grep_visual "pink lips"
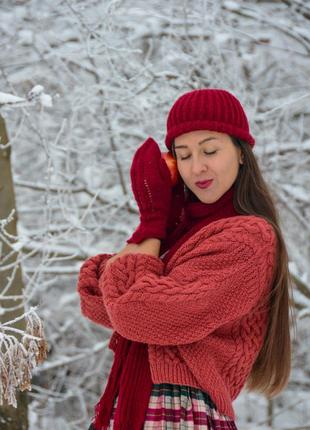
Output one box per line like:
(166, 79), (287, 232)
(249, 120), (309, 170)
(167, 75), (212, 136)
(195, 179), (213, 189)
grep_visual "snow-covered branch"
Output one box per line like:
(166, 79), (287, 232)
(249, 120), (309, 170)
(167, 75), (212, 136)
(0, 308), (48, 407)
(0, 86), (52, 110)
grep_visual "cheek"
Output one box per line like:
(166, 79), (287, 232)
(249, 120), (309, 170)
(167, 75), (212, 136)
(176, 162), (188, 182)
(176, 160), (182, 175)
(219, 157), (240, 178)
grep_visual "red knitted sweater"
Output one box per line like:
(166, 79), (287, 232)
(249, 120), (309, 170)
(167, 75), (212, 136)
(78, 215), (277, 420)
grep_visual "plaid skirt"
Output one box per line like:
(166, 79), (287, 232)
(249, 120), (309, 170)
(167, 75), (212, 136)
(91, 383), (238, 429)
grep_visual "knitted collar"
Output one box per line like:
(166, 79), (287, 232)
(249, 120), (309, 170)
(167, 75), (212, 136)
(160, 183), (238, 262)
(185, 183), (236, 222)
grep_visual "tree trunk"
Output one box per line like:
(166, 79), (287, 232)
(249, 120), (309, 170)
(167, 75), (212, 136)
(0, 115), (29, 429)
(267, 398), (273, 428)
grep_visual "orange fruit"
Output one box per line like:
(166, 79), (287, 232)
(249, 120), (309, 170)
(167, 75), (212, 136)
(161, 152), (178, 186)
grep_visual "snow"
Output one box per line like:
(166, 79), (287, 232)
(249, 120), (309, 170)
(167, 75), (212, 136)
(0, 92), (25, 104)
(281, 184), (310, 203)
(40, 93), (53, 108)
(17, 29), (34, 45)
(26, 85), (53, 107)
(0, 87), (53, 108)
(223, 1), (241, 11)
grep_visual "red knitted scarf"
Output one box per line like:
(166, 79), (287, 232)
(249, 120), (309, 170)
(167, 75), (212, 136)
(91, 184), (238, 430)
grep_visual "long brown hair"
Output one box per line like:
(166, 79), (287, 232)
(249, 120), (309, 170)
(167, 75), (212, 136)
(171, 137), (296, 398)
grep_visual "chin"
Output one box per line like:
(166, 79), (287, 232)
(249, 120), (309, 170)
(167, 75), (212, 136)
(200, 196), (220, 204)
(193, 190), (221, 204)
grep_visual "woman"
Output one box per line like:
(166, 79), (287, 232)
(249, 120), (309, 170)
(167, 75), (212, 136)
(77, 88), (294, 430)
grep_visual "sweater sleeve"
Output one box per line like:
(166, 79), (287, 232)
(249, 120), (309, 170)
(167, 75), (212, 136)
(77, 253), (114, 328)
(101, 217), (277, 345)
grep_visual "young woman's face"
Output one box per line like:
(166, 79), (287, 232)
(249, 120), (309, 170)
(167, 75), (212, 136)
(174, 130), (243, 204)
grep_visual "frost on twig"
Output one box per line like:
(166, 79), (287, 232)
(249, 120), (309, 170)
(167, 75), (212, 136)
(0, 307), (48, 408)
(0, 85), (53, 109)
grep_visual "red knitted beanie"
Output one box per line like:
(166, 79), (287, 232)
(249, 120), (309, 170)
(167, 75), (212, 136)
(165, 88), (255, 150)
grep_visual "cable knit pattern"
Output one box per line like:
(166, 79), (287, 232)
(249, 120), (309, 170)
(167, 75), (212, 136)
(77, 215), (277, 420)
(77, 253), (114, 328)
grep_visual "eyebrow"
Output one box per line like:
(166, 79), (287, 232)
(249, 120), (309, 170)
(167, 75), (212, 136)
(174, 137), (217, 149)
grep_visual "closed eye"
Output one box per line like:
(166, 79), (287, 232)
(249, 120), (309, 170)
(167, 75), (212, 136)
(179, 151), (217, 160)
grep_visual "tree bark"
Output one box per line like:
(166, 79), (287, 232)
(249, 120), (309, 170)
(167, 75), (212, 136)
(267, 398), (274, 428)
(0, 115), (29, 429)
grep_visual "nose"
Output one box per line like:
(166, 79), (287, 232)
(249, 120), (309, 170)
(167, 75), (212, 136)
(191, 155), (208, 176)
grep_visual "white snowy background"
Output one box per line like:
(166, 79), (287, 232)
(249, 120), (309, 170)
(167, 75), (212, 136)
(0, 0), (309, 429)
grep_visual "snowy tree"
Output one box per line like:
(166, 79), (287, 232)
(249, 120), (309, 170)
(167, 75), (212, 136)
(0, 98), (49, 429)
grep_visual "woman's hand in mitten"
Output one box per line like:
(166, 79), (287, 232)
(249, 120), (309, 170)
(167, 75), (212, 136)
(127, 137), (173, 244)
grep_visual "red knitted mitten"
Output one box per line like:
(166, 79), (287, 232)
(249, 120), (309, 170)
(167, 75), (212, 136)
(127, 137), (173, 244)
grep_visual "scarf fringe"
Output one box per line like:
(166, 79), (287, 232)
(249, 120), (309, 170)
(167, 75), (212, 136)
(93, 338), (131, 430)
